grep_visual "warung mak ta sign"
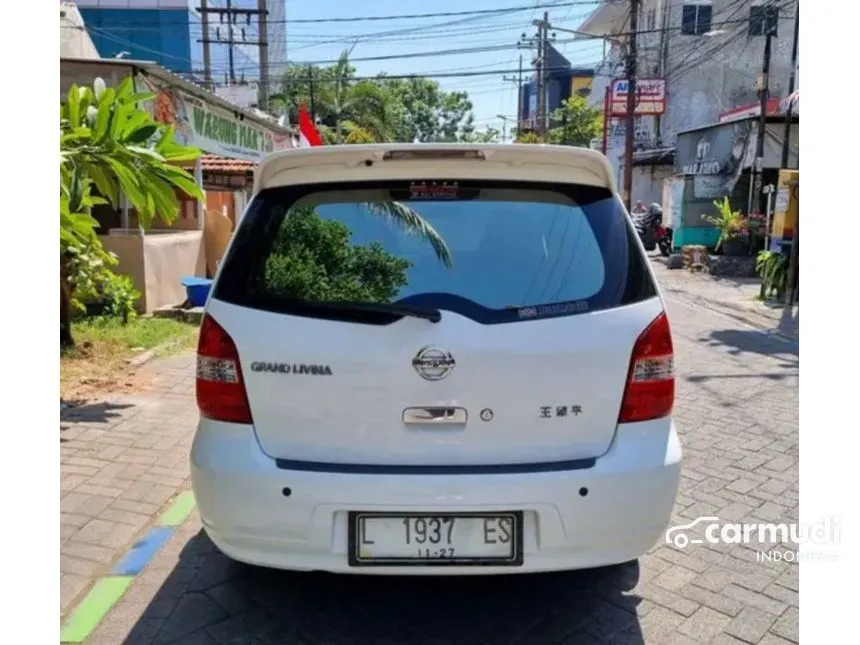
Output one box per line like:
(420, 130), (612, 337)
(134, 73), (276, 161)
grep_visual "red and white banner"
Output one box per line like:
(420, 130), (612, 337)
(298, 103), (323, 147)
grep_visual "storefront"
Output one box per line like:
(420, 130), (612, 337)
(671, 115), (798, 249)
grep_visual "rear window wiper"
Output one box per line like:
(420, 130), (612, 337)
(318, 301), (442, 323)
(245, 292), (442, 323)
(293, 300), (442, 323)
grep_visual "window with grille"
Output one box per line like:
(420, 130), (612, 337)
(749, 4), (780, 37)
(681, 3), (713, 35)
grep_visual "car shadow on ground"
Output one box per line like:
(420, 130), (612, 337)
(123, 530), (647, 645)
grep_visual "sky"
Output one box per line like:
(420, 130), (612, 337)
(277, 0), (604, 138)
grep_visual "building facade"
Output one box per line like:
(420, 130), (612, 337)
(577, 0), (798, 203)
(76, 0), (194, 74)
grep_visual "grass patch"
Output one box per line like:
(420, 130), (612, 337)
(61, 317), (198, 400)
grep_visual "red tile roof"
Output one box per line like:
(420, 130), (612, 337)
(200, 155), (256, 174)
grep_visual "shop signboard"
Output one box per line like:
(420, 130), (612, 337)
(134, 73), (278, 161)
(675, 120), (753, 178)
(609, 78), (666, 116)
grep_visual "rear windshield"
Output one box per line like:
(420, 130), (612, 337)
(214, 180), (656, 324)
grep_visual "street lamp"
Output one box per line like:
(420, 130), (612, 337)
(496, 115), (515, 142)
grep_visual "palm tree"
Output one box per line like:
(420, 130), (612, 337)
(363, 202), (452, 269)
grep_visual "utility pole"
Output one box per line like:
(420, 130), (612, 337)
(535, 12), (551, 136)
(225, 0), (236, 83)
(197, 3), (267, 88)
(257, 0), (269, 111)
(503, 55), (524, 133)
(751, 2), (778, 215)
(623, 0), (640, 211)
(781, 2), (799, 168)
(307, 64), (316, 122)
(200, 0), (212, 89)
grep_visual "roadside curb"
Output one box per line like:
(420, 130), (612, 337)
(60, 491), (197, 644)
(126, 349), (155, 369)
(125, 336), (191, 370)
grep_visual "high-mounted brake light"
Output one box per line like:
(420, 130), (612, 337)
(618, 311), (675, 423)
(196, 314), (253, 424)
(382, 149), (486, 161)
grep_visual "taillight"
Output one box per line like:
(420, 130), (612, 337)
(618, 311), (675, 423)
(196, 314), (252, 424)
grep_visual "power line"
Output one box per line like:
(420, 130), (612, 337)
(70, 14), (780, 76)
(73, 2), (599, 27)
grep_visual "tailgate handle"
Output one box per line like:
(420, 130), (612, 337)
(403, 407), (467, 425)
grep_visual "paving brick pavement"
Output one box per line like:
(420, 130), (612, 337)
(650, 259), (799, 343)
(69, 294), (799, 644)
(61, 353), (199, 615)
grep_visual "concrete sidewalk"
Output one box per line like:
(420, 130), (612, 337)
(61, 353), (198, 617)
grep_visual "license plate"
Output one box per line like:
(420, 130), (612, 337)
(348, 511), (523, 566)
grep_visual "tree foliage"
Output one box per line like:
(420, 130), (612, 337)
(61, 76), (203, 246)
(547, 96), (603, 147)
(270, 50), (476, 144)
(462, 127), (501, 143)
(60, 76), (204, 347)
(265, 207), (411, 303)
(514, 131), (545, 144)
(513, 97), (603, 147)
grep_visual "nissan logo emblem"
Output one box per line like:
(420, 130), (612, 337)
(412, 346), (455, 381)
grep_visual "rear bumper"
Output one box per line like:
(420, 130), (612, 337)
(190, 420), (682, 574)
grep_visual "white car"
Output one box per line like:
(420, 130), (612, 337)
(190, 143), (682, 575)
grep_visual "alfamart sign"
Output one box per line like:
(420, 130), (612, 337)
(134, 73), (283, 161)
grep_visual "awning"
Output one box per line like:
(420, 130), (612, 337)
(632, 147), (676, 167)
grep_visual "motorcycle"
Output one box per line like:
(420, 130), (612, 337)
(632, 204), (671, 255)
(655, 225), (673, 257)
(632, 212), (658, 252)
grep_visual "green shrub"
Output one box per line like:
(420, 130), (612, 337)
(756, 250), (789, 300)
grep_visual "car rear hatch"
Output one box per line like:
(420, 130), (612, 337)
(199, 145), (670, 467)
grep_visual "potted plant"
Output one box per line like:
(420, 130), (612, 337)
(706, 197), (749, 256)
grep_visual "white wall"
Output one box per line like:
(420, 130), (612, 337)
(660, 0), (798, 144)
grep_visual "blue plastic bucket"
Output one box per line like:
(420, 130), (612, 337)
(181, 276), (213, 307)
